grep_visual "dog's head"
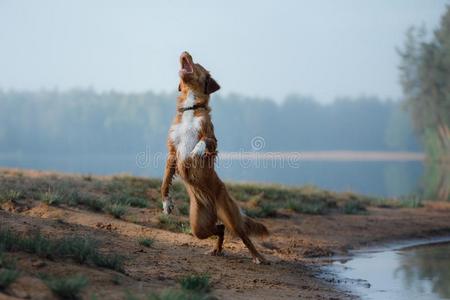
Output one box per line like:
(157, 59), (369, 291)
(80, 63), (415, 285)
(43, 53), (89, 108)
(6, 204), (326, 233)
(178, 51), (220, 96)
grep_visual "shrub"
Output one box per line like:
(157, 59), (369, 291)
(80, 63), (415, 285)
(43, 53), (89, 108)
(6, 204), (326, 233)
(108, 195), (149, 208)
(0, 269), (20, 290)
(399, 195), (423, 208)
(44, 274), (88, 300)
(179, 203), (189, 216)
(0, 229), (124, 272)
(245, 203), (278, 218)
(82, 174), (93, 182)
(125, 196), (149, 208)
(285, 199), (328, 215)
(0, 190), (22, 204)
(179, 224), (192, 235)
(106, 203), (127, 219)
(0, 252), (16, 270)
(57, 236), (96, 264)
(19, 232), (53, 257)
(68, 192), (105, 212)
(40, 190), (63, 205)
(138, 237), (154, 248)
(158, 214), (174, 229)
(91, 253), (124, 272)
(158, 215), (191, 234)
(342, 200), (367, 214)
(124, 291), (140, 300)
(179, 274), (210, 293)
(147, 289), (208, 300)
(82, 197), (105, 212)
(0, 229), (22, 252)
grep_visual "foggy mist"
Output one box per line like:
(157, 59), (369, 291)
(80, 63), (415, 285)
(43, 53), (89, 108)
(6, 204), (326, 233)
(0, 0), (446, 102)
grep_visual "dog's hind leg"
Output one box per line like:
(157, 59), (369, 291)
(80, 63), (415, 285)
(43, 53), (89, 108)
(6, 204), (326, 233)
(188, 191), (225, 255)
(189, 200), (217, 239)
(216, 192), (267, 264)
(210, 224), (225, 256)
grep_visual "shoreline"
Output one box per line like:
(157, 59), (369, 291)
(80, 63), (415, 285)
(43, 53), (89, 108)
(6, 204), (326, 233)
(0, 168), (450, 299)
(323, 236), (450, 300)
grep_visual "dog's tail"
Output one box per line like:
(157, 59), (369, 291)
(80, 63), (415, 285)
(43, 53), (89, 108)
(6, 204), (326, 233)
(218, 189), (269, 237)
(242, 215), (269, 237)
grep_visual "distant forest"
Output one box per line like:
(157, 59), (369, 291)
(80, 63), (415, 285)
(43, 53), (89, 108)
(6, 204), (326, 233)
(0, 90), (420, 155)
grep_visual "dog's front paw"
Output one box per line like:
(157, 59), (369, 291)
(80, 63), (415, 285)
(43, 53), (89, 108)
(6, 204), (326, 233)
(190, 140), (206, 157)
(162, 197), (174, 215)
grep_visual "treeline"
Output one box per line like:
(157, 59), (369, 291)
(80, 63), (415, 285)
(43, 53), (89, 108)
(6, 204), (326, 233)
(0, 90), (419, 155)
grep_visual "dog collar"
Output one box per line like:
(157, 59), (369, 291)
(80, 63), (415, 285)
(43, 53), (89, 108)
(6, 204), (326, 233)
(178, 104), (207, 113)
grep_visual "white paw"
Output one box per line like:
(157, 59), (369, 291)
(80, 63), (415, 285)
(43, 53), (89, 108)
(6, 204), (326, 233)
(162, 197), (174, 215)
(190, 140), (206, 157)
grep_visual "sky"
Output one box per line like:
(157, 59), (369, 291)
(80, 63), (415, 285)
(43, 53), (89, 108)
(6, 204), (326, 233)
(0, 0), (448, 103)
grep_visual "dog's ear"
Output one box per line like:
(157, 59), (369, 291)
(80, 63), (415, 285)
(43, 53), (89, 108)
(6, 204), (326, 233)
(204, 76), (220, 94)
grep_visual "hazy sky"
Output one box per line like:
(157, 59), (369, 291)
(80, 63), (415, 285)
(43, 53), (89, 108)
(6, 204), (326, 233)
(0, 1), (448, 103)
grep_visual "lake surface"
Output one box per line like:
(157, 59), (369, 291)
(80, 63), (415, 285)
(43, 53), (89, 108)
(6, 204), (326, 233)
(332, 241), (450, 300)
(0, 152), (423, 198)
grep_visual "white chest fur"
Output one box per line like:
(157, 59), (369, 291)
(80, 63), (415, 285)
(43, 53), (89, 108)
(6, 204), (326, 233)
(169, 93), (203, 160)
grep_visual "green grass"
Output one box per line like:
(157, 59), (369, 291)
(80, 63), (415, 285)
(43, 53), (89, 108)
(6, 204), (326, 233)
(285, 199), (328, 214)
(227, 183), (372, 217)
(43, 274), (88, 300)
(227, 183), (333, 204)
(123, 196), (149, 208)
(398, 195), (424, 208)
(178, 203), (189, 216)
(179, 274), (211, 293)
(67, 191), (105, 212)
(0, 252), (16, 270)
(145, 274), (212, 300)
(56, 236), (97, 264)
(123, 290), (140, 300)
(13, 231), (54, 257)
(0, 251), (19, 290)
(158, 214), (177, 231)
(138, 237), (154, 248)
(106, 203), (128, 219)
(40, 190), (63, 205)
(0, 269), (20, 290)
(0, 169), (426, 227)
(179, 224), (192, 235)
(342, 200), (367, 214)
(0, 190), (22, 204)
(107, 175), (159, 202)
(111, 274), (122, 285)
(170, 182), (190, 203)
(245, 202), (278, 218)
(375, 195), (424, 208)
(158, 214), (191, 234)
(147, 289), (209, 300)
(108, 195), (149, 208)
(0, 229), (124, 272)
(91, 252), (125, 272)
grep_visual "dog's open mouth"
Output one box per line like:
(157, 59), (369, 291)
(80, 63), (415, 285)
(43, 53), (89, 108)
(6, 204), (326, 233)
(180, 53), (193, 76)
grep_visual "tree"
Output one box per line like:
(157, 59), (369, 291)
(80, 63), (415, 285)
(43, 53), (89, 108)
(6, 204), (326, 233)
(399, 5), (450, 160)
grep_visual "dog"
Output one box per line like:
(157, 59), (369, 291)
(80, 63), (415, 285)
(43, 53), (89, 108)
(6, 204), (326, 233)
(160, 51), (269, 264)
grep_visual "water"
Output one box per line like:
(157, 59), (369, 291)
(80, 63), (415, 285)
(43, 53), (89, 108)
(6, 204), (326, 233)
(0, 153), (423, 197)
(333, 242), (450, 300)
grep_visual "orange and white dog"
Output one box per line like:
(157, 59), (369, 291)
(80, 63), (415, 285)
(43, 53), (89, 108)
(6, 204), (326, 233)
(161, 51), (268, 264)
